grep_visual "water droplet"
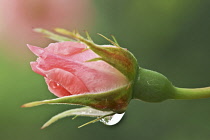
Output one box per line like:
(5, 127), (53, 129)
(51, 83), (57, 88)
(49, 80), (61, 89)
(100, 113), (125, 125)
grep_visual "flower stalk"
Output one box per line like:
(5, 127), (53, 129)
(173, 87), (210, 100)
(133, 67), (210, 102)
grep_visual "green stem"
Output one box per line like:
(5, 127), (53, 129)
(174, 87), (210, 100)
(133, 68), (210, 102)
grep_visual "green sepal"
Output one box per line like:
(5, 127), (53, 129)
(34, 28), (75, 42)
(87, 46), (138, 81)
(97, 33), (120, 47)
(41, 106), (114, 129)
(85, 57), (103, 62)
(54, 28), (138, 81)
(22, 84), (132, 113)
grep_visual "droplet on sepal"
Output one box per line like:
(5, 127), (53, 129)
(100, 112), (125, 125)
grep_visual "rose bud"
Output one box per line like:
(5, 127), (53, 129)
(23, 28), (210, 128)
(22, 28), (138, 128)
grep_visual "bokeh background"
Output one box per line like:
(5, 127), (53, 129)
(1, 0), (210, 140)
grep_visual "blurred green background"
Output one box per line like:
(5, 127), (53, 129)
(1, 0), (210, 140)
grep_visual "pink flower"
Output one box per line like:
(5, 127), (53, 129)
(28, 41), (129, 97)
(23, 30), (138, 128)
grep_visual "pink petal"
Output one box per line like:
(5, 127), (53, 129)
(30, 61), (45, 76)
(68, 49), (99, 62)
(28, 42), (129, 95)
(45, 68), (89, 96)
(45, 42), (86, 57)
(27, 44), (44, 56)
(36, 53), (128, 93)
(45, 77), (71, 97)
(45, 42), (101, 62)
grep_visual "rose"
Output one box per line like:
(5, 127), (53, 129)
(23, 28), (210, 128)
(24, 29), (138, 114)
(23, 29), (138, 128)
(28, 42), (129, 98)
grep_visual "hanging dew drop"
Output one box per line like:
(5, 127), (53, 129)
(100, 113), (125, 125)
